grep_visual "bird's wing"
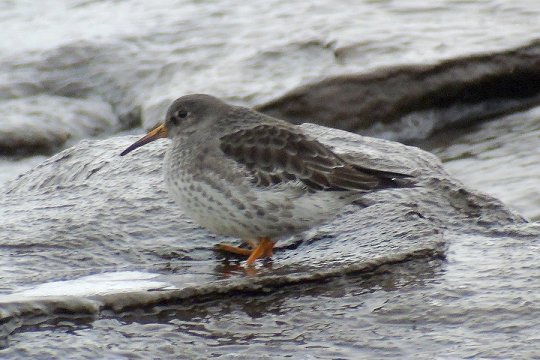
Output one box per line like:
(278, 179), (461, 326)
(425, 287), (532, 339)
(219, 124), (409, 191)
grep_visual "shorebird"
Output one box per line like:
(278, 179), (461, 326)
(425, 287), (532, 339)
(120, 94), (413, 265)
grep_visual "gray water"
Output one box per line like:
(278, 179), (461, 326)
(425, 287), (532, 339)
(428, 107), (540, 222)
(1, 0), (540, 359)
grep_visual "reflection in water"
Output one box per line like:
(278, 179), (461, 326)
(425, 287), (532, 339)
(214, 258), (275, 278)
(112, 258), (443, 352)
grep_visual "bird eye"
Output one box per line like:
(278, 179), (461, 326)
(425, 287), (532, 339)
(170, 110), (188, 126)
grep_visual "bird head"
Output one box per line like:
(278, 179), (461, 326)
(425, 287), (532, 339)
(120, 94), (228, 156)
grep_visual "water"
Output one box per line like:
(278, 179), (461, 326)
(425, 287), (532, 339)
(1, 0), (540, 358)
(427, 107), (540, 221)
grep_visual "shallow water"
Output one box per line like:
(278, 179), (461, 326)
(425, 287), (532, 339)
(2, 0), (540, 137)
(426, 106), (540, 221)
(1, 0), (540, 359)
(3, 229), (539, 359)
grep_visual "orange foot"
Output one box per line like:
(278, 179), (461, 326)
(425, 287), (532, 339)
(246, 237), (275, 266)
(215, 237), (275, 266)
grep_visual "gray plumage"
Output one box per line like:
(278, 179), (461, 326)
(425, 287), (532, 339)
(122, 94), (413, 250)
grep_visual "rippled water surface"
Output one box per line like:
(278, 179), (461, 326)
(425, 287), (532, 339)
(428, 107), (540, 221)
(1, 0), (540, 359)
(4, 231), (539, 359)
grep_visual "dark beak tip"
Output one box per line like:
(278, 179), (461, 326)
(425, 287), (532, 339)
(119, 140), (146, 156)
(119, 146), (134, 157)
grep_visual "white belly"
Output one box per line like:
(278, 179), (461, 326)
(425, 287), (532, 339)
(164, 145), (356, 240)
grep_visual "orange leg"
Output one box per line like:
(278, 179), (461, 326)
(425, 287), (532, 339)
(214, 243), (253, 256)
(246, 237), (275, 266)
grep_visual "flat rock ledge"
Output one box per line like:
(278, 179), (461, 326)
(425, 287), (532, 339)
(0, 123), (530, 336)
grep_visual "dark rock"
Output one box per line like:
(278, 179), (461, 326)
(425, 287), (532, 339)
(257, 40), (540, 142)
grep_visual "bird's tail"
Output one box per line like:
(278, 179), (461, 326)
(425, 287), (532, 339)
(352, 165), (416, 190)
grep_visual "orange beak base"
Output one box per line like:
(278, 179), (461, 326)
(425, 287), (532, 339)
(120, 123), (168, 156)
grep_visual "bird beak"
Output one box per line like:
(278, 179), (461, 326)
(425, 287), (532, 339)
(120, 123), (168, 156)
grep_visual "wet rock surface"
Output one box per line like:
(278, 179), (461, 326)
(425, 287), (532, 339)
(257, 40), (540, 143)
(428, 106), (540, 221)
(1, 124), (535, 359)
(0, 95), (118, 155)
(2, 125), (449, 293)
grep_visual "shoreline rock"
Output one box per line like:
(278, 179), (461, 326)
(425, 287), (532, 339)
(0, 122), (533, 344)
(2, 40), (540, 156)
(257, 40), (540, 142)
